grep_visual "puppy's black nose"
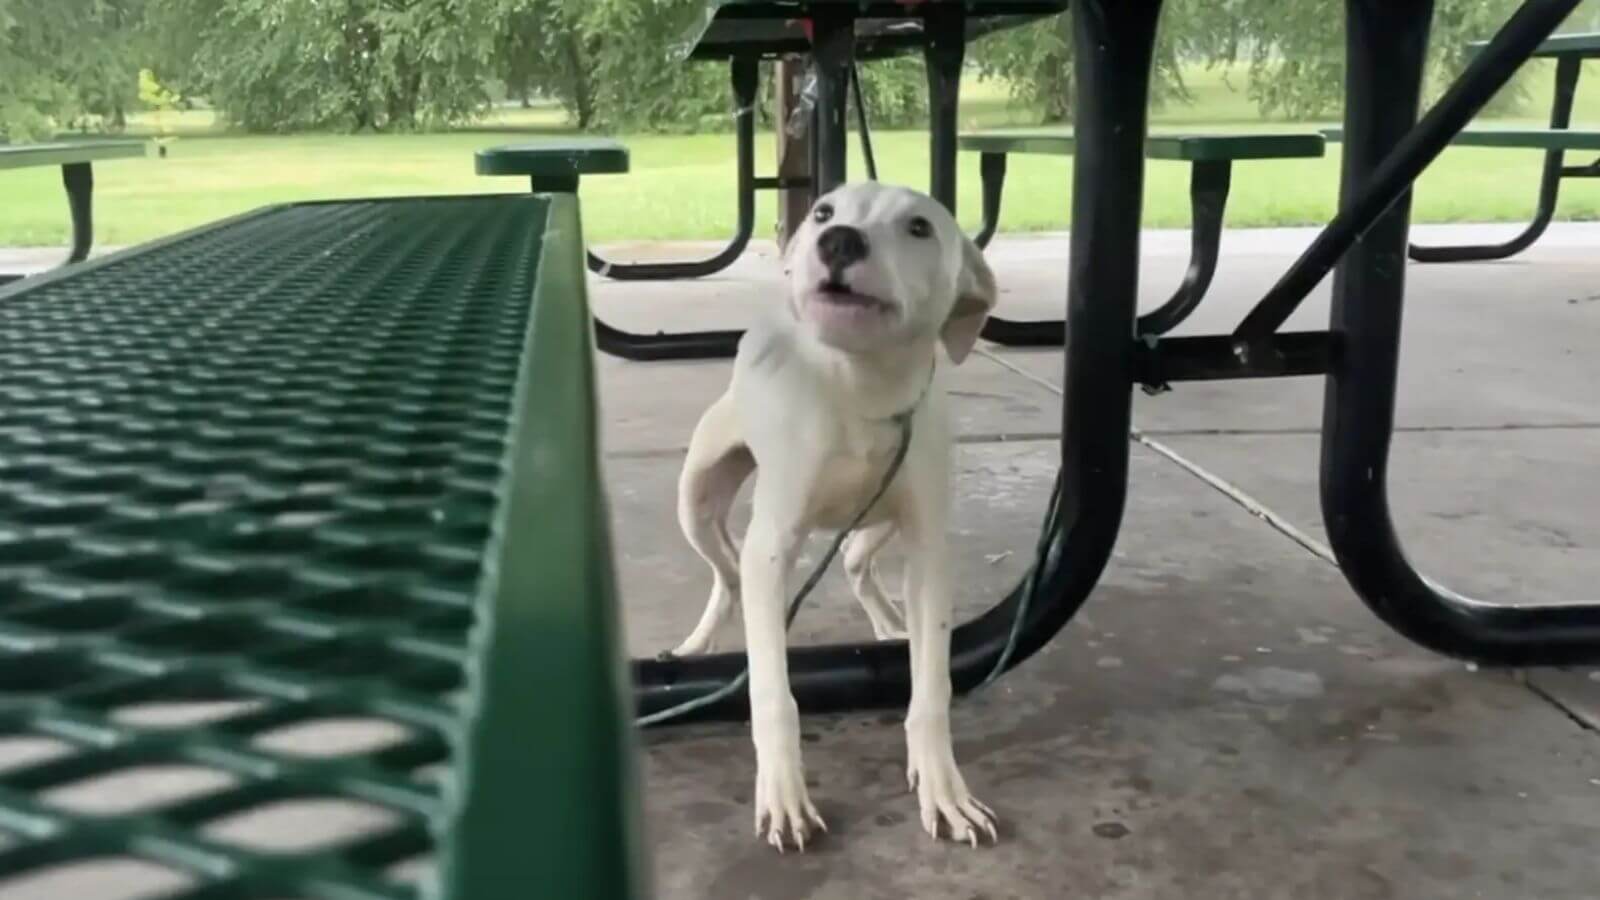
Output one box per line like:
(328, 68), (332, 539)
(816, 225), (869, 271)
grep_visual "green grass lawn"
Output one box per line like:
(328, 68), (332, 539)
(3, 64), (1598, 248)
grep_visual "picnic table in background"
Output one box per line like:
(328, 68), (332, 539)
(0, 139), (149, 285)
(1324, 30), (1600, 262)
(501, 0), (1069, 362)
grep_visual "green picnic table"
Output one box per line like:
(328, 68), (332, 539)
(0, 179), (648, 899)
(484, 0), (1069, 363)
(956, 131), (1327, 343)
(0, 139), (148, 284)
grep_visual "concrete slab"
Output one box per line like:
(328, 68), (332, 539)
(587, 223), (1600, 898)
(621, 442), (1600, 900)
(1, 218), (1596, 897)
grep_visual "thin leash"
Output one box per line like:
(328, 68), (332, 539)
(638, 358), (1057, 726)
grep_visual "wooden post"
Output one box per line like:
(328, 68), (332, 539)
(774, 57), (812, 249)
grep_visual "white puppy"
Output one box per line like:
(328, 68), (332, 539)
(673, 182), (999, 850)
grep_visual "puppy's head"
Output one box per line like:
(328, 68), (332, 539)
(784, 182), (996, 363)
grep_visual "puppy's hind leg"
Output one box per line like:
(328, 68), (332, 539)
(843, 522), (906, 641)
(672, 393), (755, 657)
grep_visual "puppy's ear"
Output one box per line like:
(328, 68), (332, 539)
(941, 234), (997, 365)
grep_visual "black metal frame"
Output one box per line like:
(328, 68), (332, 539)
(632, 0), (1600, 723)
(585, 57), (761, 282)
(974, 153), (1232, 345)
(1409, 53), (1590, 262)
(587, 57), (810, 361)
(0, 162), (97, 286)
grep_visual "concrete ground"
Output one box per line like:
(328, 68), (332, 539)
(2, 221), (1599, 898)
(591, 222), (1600, 900)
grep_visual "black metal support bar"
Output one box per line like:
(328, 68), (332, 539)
(811, 9), (855, 195)
(1559, 157), (1600, 176)
(593, 321), (743, 362)
(586, 56), (759, 282)
(1234, 0), (1583, 344)
(924, 5), (964, 212)
(632, 0), (1167, 723)
(1321, 0), (1600, 666)
(1409, 54), (1582, 262)
(850, 64), (879, 182)
(1137, 331), (1336, 390)
(752, 176), (813, 191)
(62, 163), (94, 265)
(977, 157), (1233, 346)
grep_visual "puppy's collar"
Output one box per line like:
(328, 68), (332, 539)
(881, 359), (936, 425)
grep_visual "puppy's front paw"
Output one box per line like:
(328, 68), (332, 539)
(906, 734), (997, 847)
(667, 630), (720, 658)
(753, 755), (826, 852)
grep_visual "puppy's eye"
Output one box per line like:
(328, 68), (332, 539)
(813, 204), (834, 224)
(907, 216), (933, 238)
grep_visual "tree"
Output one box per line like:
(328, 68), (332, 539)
(1233, 0), (1528, 119)
(0, 0), (146, 141)
(498, 0), (598, 128)
(970, 6), (1219, 123)
(970, 0), (1540, 124)
(145, 0), (501, 133)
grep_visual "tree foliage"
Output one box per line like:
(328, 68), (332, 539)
(144, 0), (500, 132)
(971, 0), (1562, 123)
(4, 0), (1598, 139)
(0, 0), (145, 140)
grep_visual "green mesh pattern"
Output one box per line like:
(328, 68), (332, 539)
(0, 195), (550, 899)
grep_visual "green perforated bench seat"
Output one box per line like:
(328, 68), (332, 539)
(958, 131), (1326, 161)
(1322, 127), (1600, 151)
(0, 195), (644, 899)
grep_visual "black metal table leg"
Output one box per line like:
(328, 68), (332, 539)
(978, 157), (1233, 345)
(973, 152), (1007, 249)
(1137, 160), (1231, 336)
(1322, 0), (1600, 665)
(924, 5), (964, 212)
(0, 162), (99, 286)
(586, 56), (758, 282)
(62, 163), (94, 265)
(631, 0), (1166, 723)
(811, 8), (855, 195)
(1409, 54), (1582, 263)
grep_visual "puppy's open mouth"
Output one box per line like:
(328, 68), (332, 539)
(814, 280), (892, 311)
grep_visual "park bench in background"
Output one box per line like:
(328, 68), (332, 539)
(1324, 31), (1600, 263)
(479, 139), (748, 362)
(0, 179), (646, 897)
(0, 139), (148, 285)
(958, 130), (1326, 345)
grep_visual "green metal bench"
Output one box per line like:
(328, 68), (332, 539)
(0, 190), (647, 898)
(959, 130), (1325, 344)
(0, 140), (149, 285)
(479, 139), (744, 362)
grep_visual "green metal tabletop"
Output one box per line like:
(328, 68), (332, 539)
(0, 194), (645, 899)
(0, 140), (149, 170)
(683, 0), (1066, 60)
